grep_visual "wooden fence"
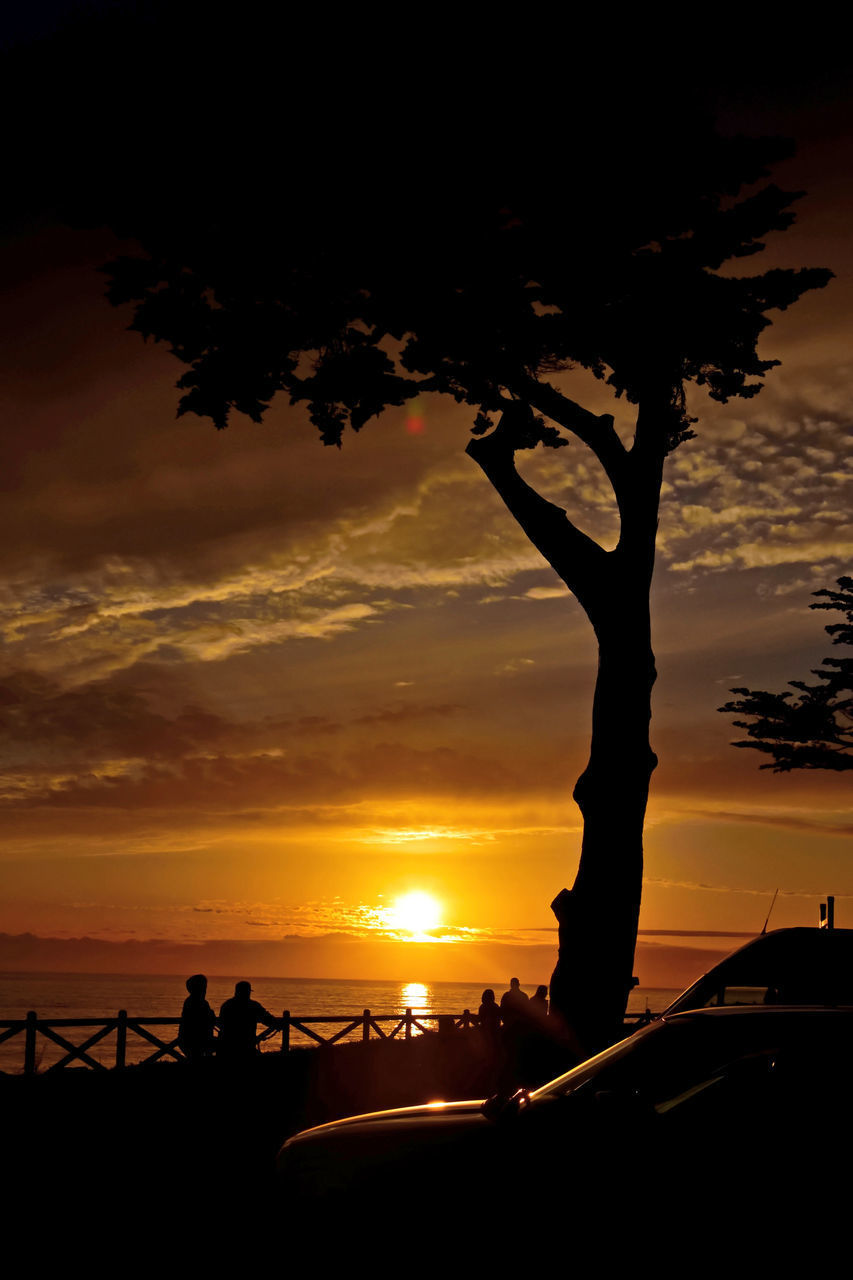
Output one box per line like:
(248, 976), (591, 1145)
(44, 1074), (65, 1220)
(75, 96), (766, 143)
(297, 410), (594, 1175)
(0, 1007), (656, 1074)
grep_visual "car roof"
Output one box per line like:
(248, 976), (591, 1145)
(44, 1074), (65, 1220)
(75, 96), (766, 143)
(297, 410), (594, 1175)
(663, 927), (853, 1015)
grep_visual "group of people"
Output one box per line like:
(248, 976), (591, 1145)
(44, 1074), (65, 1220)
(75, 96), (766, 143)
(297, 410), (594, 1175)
(178, 974), (277, 1064)
(179, 973), (556, 1081)
(477, 978), (559, 1089)
(477, 977), (550, 1039)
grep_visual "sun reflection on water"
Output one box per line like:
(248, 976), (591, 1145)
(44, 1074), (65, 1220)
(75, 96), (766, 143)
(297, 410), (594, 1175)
(400, 981), (431, 1010)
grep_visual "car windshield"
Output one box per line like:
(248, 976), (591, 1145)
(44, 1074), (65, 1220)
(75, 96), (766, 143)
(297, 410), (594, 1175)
(531, 1011), (853, 1111)
(531, 1022), (666, 1101)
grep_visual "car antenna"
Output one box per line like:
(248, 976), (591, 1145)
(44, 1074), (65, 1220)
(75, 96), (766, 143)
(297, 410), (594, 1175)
(760, 888), (779, 935)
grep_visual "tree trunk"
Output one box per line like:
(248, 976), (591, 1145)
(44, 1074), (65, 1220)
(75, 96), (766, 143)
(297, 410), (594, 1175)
(550, 593), (658, 1054)
(465, 395), (665, 1057)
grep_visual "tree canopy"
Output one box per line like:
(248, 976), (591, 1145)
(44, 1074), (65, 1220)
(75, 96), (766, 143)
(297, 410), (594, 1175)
(102, 128), (830, 462)
(721, 579), (853, 772)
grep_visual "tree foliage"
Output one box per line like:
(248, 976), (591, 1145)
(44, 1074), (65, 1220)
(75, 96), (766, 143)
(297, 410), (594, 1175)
(101, 127), (830, 461)
(720, 578), (853, 771)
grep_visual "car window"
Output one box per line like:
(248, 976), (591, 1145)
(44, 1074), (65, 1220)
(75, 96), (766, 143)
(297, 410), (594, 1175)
(533, 1013), (853, 1112)
(703, 986), (771, 1007)
(667, 934), (853, 1014)
(656, 1043), (853, 1130)
(534, 1022), (728, 1105)
(531, 1025), (659, 1100)
(654, 1050), (775, 1116)
(582, 1025), (754, 1106)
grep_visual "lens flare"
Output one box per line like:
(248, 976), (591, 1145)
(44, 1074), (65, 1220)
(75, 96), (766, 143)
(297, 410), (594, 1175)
(405, 395), (425, 434)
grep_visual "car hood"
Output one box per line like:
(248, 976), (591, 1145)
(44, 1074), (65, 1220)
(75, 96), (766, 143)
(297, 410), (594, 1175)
(276, 1098), (496, 1192)
(283, 1097), (487, 1147)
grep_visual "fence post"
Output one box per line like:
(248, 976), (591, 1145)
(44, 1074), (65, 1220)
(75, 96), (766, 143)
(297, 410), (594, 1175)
(280, 1010), (290, 1054)
(405, 1007), (412, 1040)
(25, 1010), (37, 1075)
(116, 1010), (127, 1069)
(363, 1009), (371, 1042)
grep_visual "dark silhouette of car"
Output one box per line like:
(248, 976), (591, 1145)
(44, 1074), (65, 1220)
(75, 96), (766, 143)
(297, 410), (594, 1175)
(663, 927), (853, 1014)
(277, 1005), (853, 1236)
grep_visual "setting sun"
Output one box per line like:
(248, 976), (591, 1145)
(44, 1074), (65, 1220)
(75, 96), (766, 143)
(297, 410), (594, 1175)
(385, 892), (442, 936)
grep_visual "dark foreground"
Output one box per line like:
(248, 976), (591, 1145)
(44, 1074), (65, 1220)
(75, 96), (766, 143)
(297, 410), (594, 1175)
(6, 1019), (848, 1270)
(4, 1030), (538, 1247)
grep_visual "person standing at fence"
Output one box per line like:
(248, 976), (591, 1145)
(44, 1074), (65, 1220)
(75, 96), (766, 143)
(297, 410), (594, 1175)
(530, 984), (549, 1021)
(497, 978), (529, 1091)
(217, 981), (278, 1063)
(178, 973), (217, 1061)
(499, 977), (529, 1030)
(478, 988), (501, 1046)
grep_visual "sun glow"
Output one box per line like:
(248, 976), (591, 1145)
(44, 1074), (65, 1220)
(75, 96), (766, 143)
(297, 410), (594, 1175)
(385, 891), (442, 937)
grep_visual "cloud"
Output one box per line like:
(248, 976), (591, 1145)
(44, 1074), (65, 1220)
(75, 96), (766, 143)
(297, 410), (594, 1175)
(670, 539), (853, 575)
(2, 289), (849, 698)
(0, 928), (733, 989)
(636, 929), (756, 937)
(495, 658), (535, 675)
(0, 460), (553, 683)
(680, 807), (853, 838)
(0, 737), (528, 814)
(0, 667), (514, 821)
(657, 406), (853, 581)
(644, 875), (853, 898)
(523, 586), (567, 600)
(354, 703), (462, 726)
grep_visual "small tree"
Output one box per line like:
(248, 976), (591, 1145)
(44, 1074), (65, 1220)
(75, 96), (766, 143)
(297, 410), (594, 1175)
(721, 578), (853, 772)
(98, 124), (829, 1051)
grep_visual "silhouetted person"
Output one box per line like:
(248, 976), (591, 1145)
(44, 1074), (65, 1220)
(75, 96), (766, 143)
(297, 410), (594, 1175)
(517, 983), (556, 1087)
(496, 978), (529, 1090)
(217, 981), (277, 1063)
(499, 977), (529, 1030)
(530, 984), (549, 1021)
(478, 988), (501, 1044)
(178, 973), (216, 1061)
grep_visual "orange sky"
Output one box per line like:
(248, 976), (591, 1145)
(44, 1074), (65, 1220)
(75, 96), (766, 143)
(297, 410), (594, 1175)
(0, 40), (851, 990)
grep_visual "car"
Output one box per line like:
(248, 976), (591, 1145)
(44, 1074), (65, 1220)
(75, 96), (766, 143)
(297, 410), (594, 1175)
(276, 1005), (853, 1243)
(663, 926), (853, 1014)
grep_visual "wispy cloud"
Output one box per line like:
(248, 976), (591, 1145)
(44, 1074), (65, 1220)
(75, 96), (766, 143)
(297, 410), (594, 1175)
(680, 807), (853, 837)
(644, 875), (853, 899)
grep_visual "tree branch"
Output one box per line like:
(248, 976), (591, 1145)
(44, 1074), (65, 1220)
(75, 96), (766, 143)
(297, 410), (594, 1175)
(465, 406), (607, 597)
(612, 391), (669, 575)
(510, 373), (628, 493)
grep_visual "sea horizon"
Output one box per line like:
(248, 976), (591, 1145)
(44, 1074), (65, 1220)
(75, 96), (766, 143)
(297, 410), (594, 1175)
(0, 970), (681, 1073)
(0, 966), (685, 989)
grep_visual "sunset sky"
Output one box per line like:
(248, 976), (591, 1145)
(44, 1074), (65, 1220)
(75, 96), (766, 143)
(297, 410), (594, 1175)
(1, 23), (851, 987)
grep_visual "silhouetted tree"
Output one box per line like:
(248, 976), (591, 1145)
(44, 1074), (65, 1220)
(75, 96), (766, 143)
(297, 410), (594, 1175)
(5, 12), (828, 1049)
(720, 578), (853, 772)
(99, 130), (830, 1051)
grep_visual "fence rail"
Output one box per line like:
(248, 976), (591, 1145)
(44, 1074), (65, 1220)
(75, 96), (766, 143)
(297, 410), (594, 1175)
(0, 1007), (656, 1074)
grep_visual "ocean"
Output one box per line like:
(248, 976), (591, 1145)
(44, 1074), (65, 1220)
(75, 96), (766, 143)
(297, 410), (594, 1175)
(0, 971), (681, 1073)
